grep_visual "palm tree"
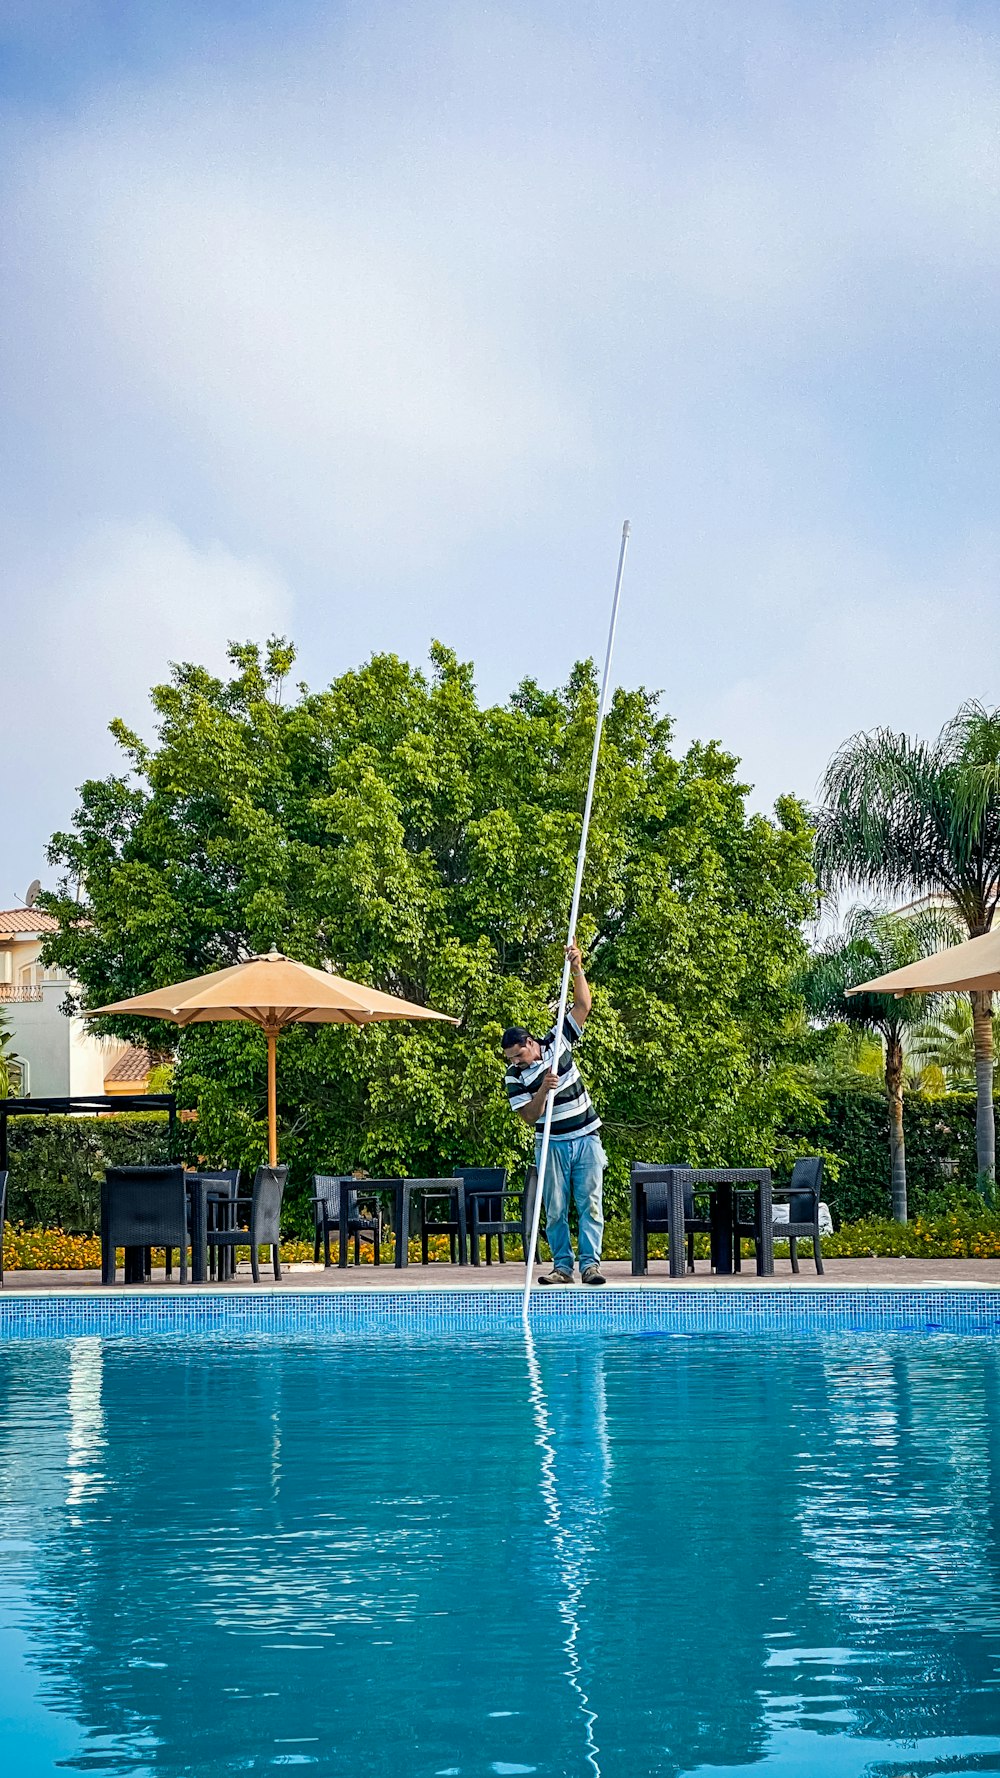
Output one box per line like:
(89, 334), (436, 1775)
(908, 995), (1000, 1095)
(803, 906), (943, 1221)
(0, 1007), (16, 1098)
(815, 701), (1000, 1187)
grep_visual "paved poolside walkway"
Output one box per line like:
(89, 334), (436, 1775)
(7, 1257), (1000, 1290)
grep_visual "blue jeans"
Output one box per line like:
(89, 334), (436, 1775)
(536, 1131), (606, 1273)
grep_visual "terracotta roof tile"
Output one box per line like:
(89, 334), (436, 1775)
(104, 1046), (157, 1084)
(0, 908), (59, 934)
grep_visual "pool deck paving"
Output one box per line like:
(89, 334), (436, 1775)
(7, 1257), (1000, 1291)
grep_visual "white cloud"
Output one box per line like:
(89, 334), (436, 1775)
(43, 517), (292, 707)
(2, 0), (1000, 890)
(3, 520), (291, 890)
(683, 529), (1000, 814)
(14, 72), (589, 578)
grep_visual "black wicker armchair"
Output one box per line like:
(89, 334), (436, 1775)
(405, 1177), (468, 1265)
(164, 1168), (240, 1280)
(423, 1166), (510, 1266)
(102, 1165), (190, 1285)
(312, 1176), (384, 1267)
(468, 1165), (536, 1265)
(770, 1155), (825, 1274)
(207, 1165), (288, 1283)
(630, 1165), (704, 1277)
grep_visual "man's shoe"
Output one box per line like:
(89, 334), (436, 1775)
(537, 1269), (574, 1285)
(581, 1265), (606, 1286)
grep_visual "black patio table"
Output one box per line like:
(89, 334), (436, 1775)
(335, 1178), (466, 1268)
(631, 1166), (774, 1278)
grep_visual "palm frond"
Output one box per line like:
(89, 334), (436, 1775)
(814, 727), (957, 898)
(906, 993), (994, 1091)
(937, 703), (1000, 918)
(808, 1026), (886, 1093)
(816, 704), (1000, 932)
(801, 903), (943, 1037)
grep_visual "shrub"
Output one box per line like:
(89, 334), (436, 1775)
(778, 1089), (980, 1223)
(1, 1088), (984, 1239)
(822, 1211), (1000, 1258)
(4, 1115), (175, 1233)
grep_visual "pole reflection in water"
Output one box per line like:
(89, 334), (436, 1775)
(525, 1328), (612, 1778)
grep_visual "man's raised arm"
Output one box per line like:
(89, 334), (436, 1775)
(567, 941), (592, 1025)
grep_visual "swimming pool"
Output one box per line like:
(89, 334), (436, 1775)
(2, 1312), (1000, 1775)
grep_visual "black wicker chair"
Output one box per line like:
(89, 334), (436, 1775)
(413, 1166), (509, 1265)
(102, 1165), (189, 1285)
(312, 1176), (384, 1267)
(405, 1177), (468, 1265)
(468, 1165), (536, 1265)
(207, 1165), (288, 1283)
(630, 1163), (705, 1276)
(0, 1169), (6, 1287)
(164, 1169), (240, 1280)
(770, 1155), (825, 1274)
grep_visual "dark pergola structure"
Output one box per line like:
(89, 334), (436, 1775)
(0, 1094), (177, 1170)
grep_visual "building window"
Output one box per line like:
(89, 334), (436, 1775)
(18, 963), (66, 988)
(7, 1057), (28, 1095)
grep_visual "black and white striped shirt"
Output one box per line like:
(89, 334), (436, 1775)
(504, 1009), (601, 1142)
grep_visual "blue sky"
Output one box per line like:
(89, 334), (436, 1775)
(3, 0), (1000, 899)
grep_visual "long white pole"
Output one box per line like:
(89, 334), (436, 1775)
(521, 520), (631, 1321)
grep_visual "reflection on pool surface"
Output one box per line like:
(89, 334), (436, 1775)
(1, 1331), (1000, 1776)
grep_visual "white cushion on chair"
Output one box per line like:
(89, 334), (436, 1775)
(773, 1200), (833, 1235)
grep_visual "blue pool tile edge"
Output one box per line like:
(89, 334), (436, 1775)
(1, 1287), (1000, 1337)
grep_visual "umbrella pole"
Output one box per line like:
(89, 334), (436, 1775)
(266, 1027), (278, 1166)
(522, 521), (631, 1322)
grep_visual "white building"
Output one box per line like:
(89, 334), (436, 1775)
(0, 909), (149, 1099)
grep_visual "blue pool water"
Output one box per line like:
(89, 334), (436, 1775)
(2, 1329), (1000, 1776)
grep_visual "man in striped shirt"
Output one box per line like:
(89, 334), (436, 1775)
(502, 942), (606, 1285)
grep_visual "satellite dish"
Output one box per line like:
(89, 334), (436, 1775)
(25, 880), (41, 907)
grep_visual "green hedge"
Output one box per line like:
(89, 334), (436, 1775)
(779, 1089), (980, 1224)
(4, 1115), (176, 1233)
(1, 1090), (987, 1235)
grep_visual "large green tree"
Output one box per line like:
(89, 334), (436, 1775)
(815, 702), (1000, 1187)
(42, 639), (815, 1223)
(802, 906), (945, 1222)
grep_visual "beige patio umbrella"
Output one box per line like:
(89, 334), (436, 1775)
(847, 927), (1000, 998)
(88, 949), (458, 1164)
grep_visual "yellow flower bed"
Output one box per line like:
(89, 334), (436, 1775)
(8, 1217), (1000, 1270)
(821, 1212), (1000, 1259)
(1, 1226), (482, 1270)
(4, 1226), (104, 1270)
